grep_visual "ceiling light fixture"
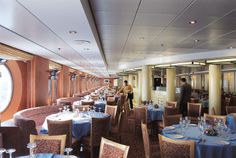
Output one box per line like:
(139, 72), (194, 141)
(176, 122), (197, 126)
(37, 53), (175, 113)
(207, 58), (236, 63)
(58, 48), (62, 51)
(155, 64), (171, 67)
(189, 20), (197, 24)
(83, 48), (90, 51)
(139, 37), (145, 40)
(229, 46), (233, 49)
(69, 30), (77, 34)
(194, 39), (200, 42)
(75, 40), (91, 45)
(171, 62), (193, 66)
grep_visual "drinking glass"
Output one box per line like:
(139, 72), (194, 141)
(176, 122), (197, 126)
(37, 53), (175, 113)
(65, 148), (73, 156)
(6, 148), (16, 158)
(27, 142), (37, 158)
(0, 148), (6, 158)
(99, 107), (102, 113)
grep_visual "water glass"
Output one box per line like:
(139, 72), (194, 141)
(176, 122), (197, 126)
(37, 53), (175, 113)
(0, 148), (6, 158)
(27, 142), (37, 158)
(99, 107), (102, 113)
(6, 148), (16, 158)
(64, 148), (73, 156)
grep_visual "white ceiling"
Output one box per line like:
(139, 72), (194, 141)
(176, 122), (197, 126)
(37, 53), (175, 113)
(1, 0), (236, 76)
(90, 0), (236, 70)
(0, 0), (108, 77)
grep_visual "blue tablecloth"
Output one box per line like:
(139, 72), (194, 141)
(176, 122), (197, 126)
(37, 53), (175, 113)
(147, 105), (164, 122)
(18, 153), (78, 158)
(41, 112), (109, 141)
(227, 114), (236, 131)
(94, 100), (106, 112)
(162, 125), (236, 158)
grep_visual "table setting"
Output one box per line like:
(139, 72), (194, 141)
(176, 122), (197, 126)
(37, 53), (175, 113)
(141, 102), (164, 122)
(41, 108), (109, 140)
(162, 116), (236, 158)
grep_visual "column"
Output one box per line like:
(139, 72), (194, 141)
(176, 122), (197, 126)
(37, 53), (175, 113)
(138, 71), (142, 104)
(209, 65), (221, 115)
(166, 68), (176, 101)
(128, 74), (133, 86)
(134, 75), (138, 88)
(142, 65), (151, 101)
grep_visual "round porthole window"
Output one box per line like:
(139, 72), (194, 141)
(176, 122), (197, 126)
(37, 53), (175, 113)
(0, 65), (13, 112)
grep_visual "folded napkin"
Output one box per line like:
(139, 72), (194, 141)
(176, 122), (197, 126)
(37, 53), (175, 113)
(39, 128), (48, 134)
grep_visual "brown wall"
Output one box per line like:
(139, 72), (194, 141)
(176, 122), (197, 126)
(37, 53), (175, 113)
(58, 65), (70, 98)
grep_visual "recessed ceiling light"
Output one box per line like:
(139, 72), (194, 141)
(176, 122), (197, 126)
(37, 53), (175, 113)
(58, 48), (62, 51)
(139, 37), (145, 40)
(69, 30), (77, 34)
(75, 40), (91, 45)
(194, 39), (200, 42)
(83, 48), (90, 51)
(229, 46), (233, 49)
(161, 44), (164, 47)
(189, 20), (197, 24)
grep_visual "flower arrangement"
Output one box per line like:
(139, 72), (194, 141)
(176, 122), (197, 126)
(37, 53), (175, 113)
(154, 104), (159, 108)
(204, 127), (218, 136)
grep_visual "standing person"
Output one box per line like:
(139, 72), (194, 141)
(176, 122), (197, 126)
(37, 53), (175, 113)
(117, 80), (134, 109)
(178, 78), (192, 116)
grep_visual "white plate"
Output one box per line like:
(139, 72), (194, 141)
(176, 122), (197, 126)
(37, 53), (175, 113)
(189, 124), (197, 127)
(217, 141), (230, 145)
(170, 134), (184, 139)
(165, 126), (176, 130)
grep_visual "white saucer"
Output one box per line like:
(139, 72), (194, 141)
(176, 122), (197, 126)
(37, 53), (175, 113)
(217, 140), (230, 145)
(165, 126), (176, 130)
(170, 134), (184, 139)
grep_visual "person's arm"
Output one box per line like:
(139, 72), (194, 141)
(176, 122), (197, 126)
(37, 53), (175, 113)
(116, 87), (124, 94)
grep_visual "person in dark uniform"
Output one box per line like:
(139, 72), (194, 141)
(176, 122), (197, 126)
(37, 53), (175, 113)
(178, 78), (192, 116)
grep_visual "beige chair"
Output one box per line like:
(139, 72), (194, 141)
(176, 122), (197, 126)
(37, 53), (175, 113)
(78, 105), (90, 111)
(163, 114), (182, 127)
(134, 107), (147, 132)
(81, 117), (110, 158)
(166, 101), (177, 108)
(226, 106), (236, 114)
(30, 134), (66, 154)
(204, 113), (226, 126)
(47, 119), (72, 148)
(81, 100), (94, 106)
(158, 134), (195, 158)
(99, 137), (129, 158)
(188, 103), (202, 124)
(105, 105), (118, 126)
(141, 122), (159, 158)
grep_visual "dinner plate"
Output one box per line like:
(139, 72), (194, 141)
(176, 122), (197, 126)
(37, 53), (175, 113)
(189, 124), (197, 127)
(165, 126), (176, 130)
(170, 134), (184, 139)
(216, 140), (230, 145)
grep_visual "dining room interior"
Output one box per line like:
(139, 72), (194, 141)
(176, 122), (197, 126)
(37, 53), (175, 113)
(1, 0), (236, 158)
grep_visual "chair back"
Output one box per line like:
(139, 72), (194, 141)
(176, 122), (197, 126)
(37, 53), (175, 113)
(99, 137), (129, 158)
(164, 107), (179, 116)
(91, 117), (110, 147)
(187, 103), (202, 117)
(124, 101), (131, 117)
(163, 114), (182, 127)
(226, 106), (236, 114)
(107, 100), (116, 105)
(47, 119), (72, 147)
(30, 134), (66, 154)
(81, 100), (94, 106)
(120, 94), (127, 111)
(141, 122), (150, 158)
(91, 95), (99, 101)
(78, 105), (90, 111)
(134, 107), (147, 124)
(117, 112), (124, 133)
(105, 105), (118, 125)
(158, 134), (195, 158)
(204, 113), (226, 126)
(225, 97), (231, 106)
(166, 101), (177, 108)
(107, 96), (115, 102)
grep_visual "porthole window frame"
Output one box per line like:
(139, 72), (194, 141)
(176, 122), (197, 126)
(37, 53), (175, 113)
(0, 64), (13, 113)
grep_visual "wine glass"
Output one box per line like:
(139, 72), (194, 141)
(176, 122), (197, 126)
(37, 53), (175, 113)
(99, 107), (102, 113)
(0, 148), (6, 158)
(6, 148), (16, 158)
(27, 142), (37, 158)
(64, 148), (73, 156)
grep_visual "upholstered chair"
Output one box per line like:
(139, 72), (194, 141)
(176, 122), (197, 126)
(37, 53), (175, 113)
(99, 137), (129, 158)
(163, 114), (182, 127)
(226, 106), (236, 114)
(47, 119), (72, 148)
(166, 101), (177, 108)
(187, 103), (202, 124)
(204, 113), (226, 126)
(81, 116), (110, 158)
(141, 122), (159, 158)
(110, 112), (124, 142)
(81, 101), (94, 106)
(78, 105), (90, 112)
(158, 134), (195, 158)
(30, 134), (66, 154)
(164, 107), (180, 116)
(105, 105), (118, 126)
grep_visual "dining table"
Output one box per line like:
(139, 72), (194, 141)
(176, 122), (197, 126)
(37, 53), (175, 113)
(162, 124), (236, 158)
(146, 105), (164, 122)
(227, 113), (236, 131)
(73, 98), (107, 112)
(41, 111), (109, 140)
